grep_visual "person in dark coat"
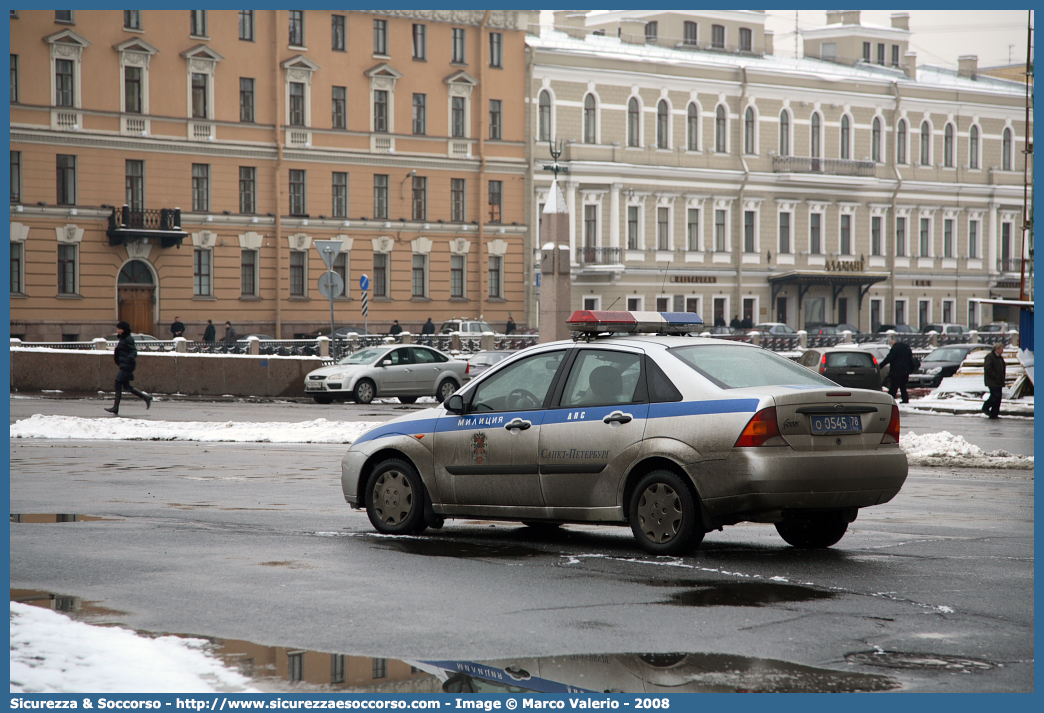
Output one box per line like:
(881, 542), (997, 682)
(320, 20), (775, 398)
(740, 315), (753, 329)
(714, 316), (726, 327)
(169, 316), (185, 338)
(878, 335), (915, 403)
(388, 320), (403, 336)
(730, 315), (741, 329)
(421, 318), (435, 334)
(505, 313), (517, 335)
(982, 342), (1007, 419)
(222, 321), (237, 342)
(202, 319), (216, 343)
(105, 321), (152, 415)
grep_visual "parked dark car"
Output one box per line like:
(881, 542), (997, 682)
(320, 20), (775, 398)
(907, 343), (992, 387)
(854, 343), (893, 389)
(797, 346), (883, 390)
(877, 324), (918, 334)
(833, 323), (862, 334)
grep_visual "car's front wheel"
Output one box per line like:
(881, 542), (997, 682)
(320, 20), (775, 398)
(628, 470), (704, 555)
(365, 459), (428, 535)
(774, 513), (848, 549)
(312, 394), (333, 405)
(352, 379), (376, 405)
(435, 378), (458, 403)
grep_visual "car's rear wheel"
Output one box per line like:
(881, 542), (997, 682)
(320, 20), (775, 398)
(312, 394), (334, 405)
(628, 470), (704, 555)
(774, 514), (848, 549)
(435, 378), (458, 403)
(365, 459), (428, 535)
(398, 396), (417, 404)
(352, 379), (376, 405)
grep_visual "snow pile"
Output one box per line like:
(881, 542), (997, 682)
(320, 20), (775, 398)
(901, 431), (1034, 470)
(10, 602), (258, 693)
(10, 415), (382, 444)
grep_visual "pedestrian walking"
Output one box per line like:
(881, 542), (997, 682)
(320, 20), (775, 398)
(879, 334), (916, 403)
(105, 321), (151, 415)
(222, 321), (237, 342)
(505, 312), (517, 335)
(421, 318), (435, 335)
(740, 315), (753, 329)
(388, 320), (403, 336)
(983, 342), (1007, 419)
(169, 316), (185, 338)
(202, 319), (216, 343)
(730, 315), (741, 330)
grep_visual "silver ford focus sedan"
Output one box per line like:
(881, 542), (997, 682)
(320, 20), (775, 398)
(340, 311), (908, 554)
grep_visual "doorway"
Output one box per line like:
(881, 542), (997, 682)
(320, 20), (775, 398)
(117, 260), (155, 336)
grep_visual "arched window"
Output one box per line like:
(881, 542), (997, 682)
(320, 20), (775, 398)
(1002, 127), (1012, 170)
(871, 117), (881, 162)
(656, 99), (669, 149)
(920, 121), (931, 165)
(743, 106), (755, 154)
(944, 123), (954, 167)
(715, 105), (726, 152)
(897, 119), (907, 164)
(969, 125), (979, 169)
(778, 110), (789, 156)
(627, 97), (640, 147)
(118, 260), (154, 284)
(686, 103), (699, 151)
(583, 94), (596, 144)
(537, 90), (551, 142)
(840, 115), (850, 159)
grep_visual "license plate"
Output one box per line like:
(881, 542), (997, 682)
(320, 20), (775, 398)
(304, 382), (323, 391)
(810, 414), (862, 434)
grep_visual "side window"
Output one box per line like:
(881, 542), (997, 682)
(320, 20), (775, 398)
(646, 357), (682, 403)
(470, 350), (566, 412)
(411, 347), (437, 364)
(387, 348), (412, 365)
(561, 350), (643, 408)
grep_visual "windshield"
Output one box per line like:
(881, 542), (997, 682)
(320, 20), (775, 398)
(670, 344), (835, 389)
(336, 347), (391, 365)
(925, 347), (973, 362)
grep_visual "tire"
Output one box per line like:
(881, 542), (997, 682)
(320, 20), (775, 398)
(628, 470), (704, 555)
(435, 378), (458, 403)
(352, 379), (376, 405)
(312, 394), (334, 405)
(398, 396), (417, 404)
(365, 459), (429, 535)
(774, 514), (848, 549)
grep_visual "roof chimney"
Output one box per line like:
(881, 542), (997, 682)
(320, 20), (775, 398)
(764, 29), (774, 56)
(904, 51), (917, 80)
(958, 55), (978, 79)
(891, 13), (910, 31)
(842, 10), (861, 26)
(553, 10), (588, 40)
(825, 10), (843, 25)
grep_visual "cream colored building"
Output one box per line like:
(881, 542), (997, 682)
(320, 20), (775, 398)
(10, 10), (529, 340)
(525, 10), (1030, 332)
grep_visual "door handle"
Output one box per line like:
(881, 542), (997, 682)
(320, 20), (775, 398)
(603, 411), (633, 425)
(504, 418), (532, 431)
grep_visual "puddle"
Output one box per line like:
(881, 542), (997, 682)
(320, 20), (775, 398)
(368, 537), (545, 559)
(11, 589), (128, 618)
(10, 514), (122, 523)
(641, 578), (837, 607)
(846, 651), (996, 672)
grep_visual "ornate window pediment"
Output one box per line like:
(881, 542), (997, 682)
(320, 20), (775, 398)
(180, 44), (224, 64)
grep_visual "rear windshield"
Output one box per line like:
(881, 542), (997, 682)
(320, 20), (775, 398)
(670, 345), (835, 389)
(825, 352), (875, 368)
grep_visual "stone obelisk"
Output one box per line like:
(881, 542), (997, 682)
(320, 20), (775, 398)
(538, 178), (572, 343)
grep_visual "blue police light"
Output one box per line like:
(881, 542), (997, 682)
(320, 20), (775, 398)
(567, 310), (703, 334)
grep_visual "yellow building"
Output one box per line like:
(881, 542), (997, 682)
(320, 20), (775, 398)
(10, 10), (530, 340)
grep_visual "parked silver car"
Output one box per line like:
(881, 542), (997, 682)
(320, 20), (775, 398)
(304, 345), (467, 405)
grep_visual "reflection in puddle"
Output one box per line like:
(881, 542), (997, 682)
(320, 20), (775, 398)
(659, 581), (837, 607)
(369, 537), (545, 559)
(11, 514), (122, 523)
(846, 651), (995, 672)
(12, 589), (128, 618)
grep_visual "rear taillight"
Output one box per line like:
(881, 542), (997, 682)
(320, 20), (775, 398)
(735, 407), (786, 447)
(871, 355), (879, 366)
(880, 405), (901, 444)
(819, 354), (827, 374)
(465, 362), (471, 374)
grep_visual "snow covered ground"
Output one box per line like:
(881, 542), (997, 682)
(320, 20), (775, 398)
(900, 431), (1033, 469)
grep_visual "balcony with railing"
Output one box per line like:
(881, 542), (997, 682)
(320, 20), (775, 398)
(106, 205), (188, 248)
(772, 156), (876, 177)
(997, 257), (1025, 274)
(576, 246), (623, 265)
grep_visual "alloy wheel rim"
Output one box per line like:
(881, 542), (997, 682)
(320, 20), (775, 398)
(358, 382), (374, 403)
(637, 482), (682, 543)
(373, 471), (413, 525)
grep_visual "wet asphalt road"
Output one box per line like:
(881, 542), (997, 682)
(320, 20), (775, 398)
(8, 395), (1035, 693)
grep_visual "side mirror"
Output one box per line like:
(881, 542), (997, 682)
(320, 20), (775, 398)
(445, 394), (465, 414)
(380, 359), (392, 367)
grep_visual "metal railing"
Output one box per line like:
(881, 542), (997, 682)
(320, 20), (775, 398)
(576, 246), (623, 265)
(772, 156), (876, 177)
(997, 257), (1024, 273)
(760, 335), (801, 351)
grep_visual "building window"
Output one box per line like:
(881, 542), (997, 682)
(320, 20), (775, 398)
(684, 21), (698, 46)
(11, 151), (21, 203)
(374, 90), (388, 132)
(413, 24), (426, 59)
(715, 105), (726, 152)
(892, 44), (900, 67)
(896, 216), (906, 257)
(288, 82), (305, 126)
(125, 160), (144, 211)
(942, 299), (953, 324)
(373, 253), (388, 297)
(411, 176), (426, 221)
(123, 66), (142, 114)
(628, 97), (640, 147)
(871, 117), (882, 162)
(779, 110), (789, 156)
(656, 100), (669, 149)
(943, 218), (954, 258)
(1002, 128), (1013, 170)
(645, 21), (658, 43)
(810, 113), (821, 159)
(412, 254), (427, 297)
(191, 73), (208, 119)
(451, 178), (466, 222)
(56, 154), (76, 205)
(289, 169), (306, 216)
(451, 96), (465, 138)
(919, 217), (931, 257)
(333, 252), (347, 297)
(488, 180), (502, 223)
(289, 250), (305, 296)
(193, 248), (211, 296)
(190, 10), (206, 37)
(488, 256), (503, 298)
(11, 241), (23, 294)
(331, 86), (346, 129)
(968, 219), (979, 259)
(450, 255), (465, 297)
(583, 94), (596, 144)
(55, 58), (74, 107)
(778, 212), (790, 253)
(711, 25), (725, 49)
(897, 119), (907, 164)
(627, 206), (639, 249)
(331, 14), (345, 51)
(810, 213), (821, 254)
(452, 28), (465, 63)
(124, 10), (141, 30)
(239, 166), (256, 214)
(687, 103), (699, 151)
(404, 92), (424, 135)
(657, 207), (670, 250)
(191, 163), (209, 211)
(239, 10), (254, 41)
(739, 27), (752, 52)
(241, 249), (257, 296)
(288, 10), (304, 46)
(239, 78), (255, 122)
(373, 174), (388, 219)
(944, 123), (954, 167)
(687, 208), (700, 251)
(840, 115), (850, 159)
(332, 172), (348, 218)
(871, 215), (882, 256)
(840, 214), (851, 254)
(583, 205), (597, 248)
(894, 299), (907, 326)
(863, 42), (871, 62)
(714, 209), (726, 251)
(743, 107), (755, 154)
(969, 125), (980, 169)
(920, 121), (931, 165)
(877, 43), (886, 65)
(373, 659), (387, 681)
(55, 10), (73, 23)
(489, 32), (502, 68)
(744, 210), (755, 252)
(538, 90), (551, 142)
(489, 99), (501, 140)
(374, 19), (388, 55)
(10, 54), (17, 103)
(57, 244), (77, 294)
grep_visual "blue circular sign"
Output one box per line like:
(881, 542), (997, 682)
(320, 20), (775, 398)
(360, 274), (370, 291)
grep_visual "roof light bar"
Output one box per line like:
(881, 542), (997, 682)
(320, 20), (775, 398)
(566, 310), (703, 334)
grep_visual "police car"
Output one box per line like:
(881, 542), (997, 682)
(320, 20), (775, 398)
(340, 311), (908, 554)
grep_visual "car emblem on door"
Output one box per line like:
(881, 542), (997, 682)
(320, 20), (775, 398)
(471, 432), (488, 465)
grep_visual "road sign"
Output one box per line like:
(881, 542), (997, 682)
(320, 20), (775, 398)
(361, 291), (369, 317)
(359, 274), (370, 291)
(318, 272), (345, 299)
(313, 240), (343, 270)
